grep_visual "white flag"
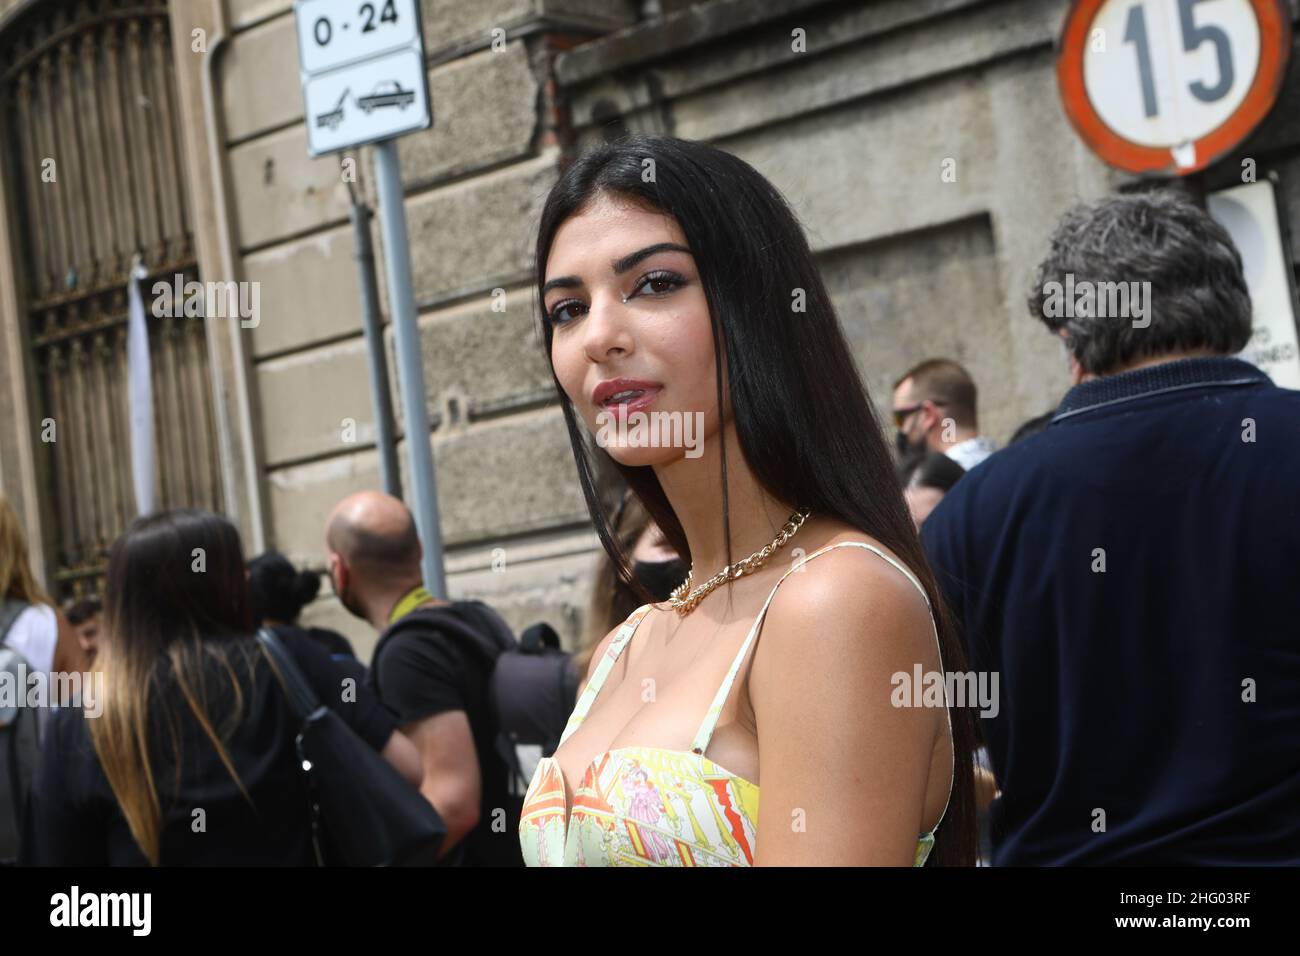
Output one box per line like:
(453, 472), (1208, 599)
(126, 260), (154, 516)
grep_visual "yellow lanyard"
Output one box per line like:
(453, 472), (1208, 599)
(388, 585), (436, 625)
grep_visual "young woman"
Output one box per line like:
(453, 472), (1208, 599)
(519, 136), (978, 866)
(22, 509), (420, 865)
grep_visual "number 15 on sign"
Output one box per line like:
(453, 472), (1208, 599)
(1057, 0), (1290, 175)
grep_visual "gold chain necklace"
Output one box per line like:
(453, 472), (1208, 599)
(667, 510), (810, 616)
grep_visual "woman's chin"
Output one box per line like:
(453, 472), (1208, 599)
(586, 404), (713, 468)
(601, 443), (693, 469)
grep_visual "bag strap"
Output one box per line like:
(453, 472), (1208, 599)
(256, 627), (323, 722)
(0, 600), (31, 649)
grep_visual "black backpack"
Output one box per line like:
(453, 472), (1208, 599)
(0, 599), (39, 866)
(372, 604), (579, 798)
(492, 622), (581, 795)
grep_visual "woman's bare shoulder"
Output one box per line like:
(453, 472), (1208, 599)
(756, 518), (935, 672)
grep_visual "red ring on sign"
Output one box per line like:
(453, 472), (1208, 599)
(1057, 0), (1292, 175)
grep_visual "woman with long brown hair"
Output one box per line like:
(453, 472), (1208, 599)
(22, 509), (420, 865)
(518, 136), (979, 866)
(0, 494), (83, 712)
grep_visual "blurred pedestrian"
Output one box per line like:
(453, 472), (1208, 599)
(896, 451), (966, 530)
(248, 551), (356, 662)
(0, 494), (82, 721)
(893, 358), (997, 470)
(63, 597), (102, 667)
(22, 509), (420, 865)
(326, 491), (523, 866)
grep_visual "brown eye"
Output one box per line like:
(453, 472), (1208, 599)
(631, 270), (685, 299)
(547, 299), (585, 326)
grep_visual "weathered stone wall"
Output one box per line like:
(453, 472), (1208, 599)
(208, 0), (1300, 660)
(214, 1), (638, 659)
(10, 0), (1295, 656)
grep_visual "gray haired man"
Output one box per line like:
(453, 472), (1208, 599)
(922, 191), (1300, 865)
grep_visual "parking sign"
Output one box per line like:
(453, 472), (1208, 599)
(294, 0), (432, 156)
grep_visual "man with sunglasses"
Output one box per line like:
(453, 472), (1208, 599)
(891, 358), (997, 470)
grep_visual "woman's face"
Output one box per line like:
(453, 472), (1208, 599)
(542, 193), (722, 467)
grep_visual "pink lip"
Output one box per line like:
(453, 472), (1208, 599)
(603, 388), (661, 420)
(591, 378), (663, 413)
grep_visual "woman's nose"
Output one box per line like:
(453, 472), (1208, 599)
(582, 290), (634, 362)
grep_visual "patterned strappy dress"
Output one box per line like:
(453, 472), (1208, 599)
(518, 541), (956, 866)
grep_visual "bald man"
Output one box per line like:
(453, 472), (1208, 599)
(326, 492), (522, 866)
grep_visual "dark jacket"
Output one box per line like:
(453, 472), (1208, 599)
(922, 357), (1300, 865)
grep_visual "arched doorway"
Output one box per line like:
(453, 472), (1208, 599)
(0, 0), (222, 599)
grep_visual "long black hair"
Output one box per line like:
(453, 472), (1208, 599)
(92, 509), (256, 863)
(534, 135), (978, 865)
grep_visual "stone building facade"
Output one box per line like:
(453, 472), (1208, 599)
(2, 0), (1299, 659)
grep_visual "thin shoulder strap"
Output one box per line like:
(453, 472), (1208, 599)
(557, 603), (655, 748)
(0, 599), (30, 647)
(690, 542), (872, 752)
(690, 542), (957, 835)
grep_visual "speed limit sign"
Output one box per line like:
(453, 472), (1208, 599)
(1058, 0), (1291, 175)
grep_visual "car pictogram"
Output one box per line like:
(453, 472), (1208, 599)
(358, 81), (415, 113)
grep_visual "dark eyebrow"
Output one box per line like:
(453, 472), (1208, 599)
(541, 242), (693, 297)
(611, 242), (692, 274)
(540, 275), (581, 296)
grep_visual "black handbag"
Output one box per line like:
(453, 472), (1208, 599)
(256, 628), (445, 866)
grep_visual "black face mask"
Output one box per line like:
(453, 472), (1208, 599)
(329, 566), (367, 621)
(896, 430), (914, 457)
(634, 558), (689, 602)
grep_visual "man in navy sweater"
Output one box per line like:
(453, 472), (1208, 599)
(922, 192), (1300, 865)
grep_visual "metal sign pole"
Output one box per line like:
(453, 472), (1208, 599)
(349, 199), (402, 499)
(293, 0), (440, 590)
(372, 137), (446, 597)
